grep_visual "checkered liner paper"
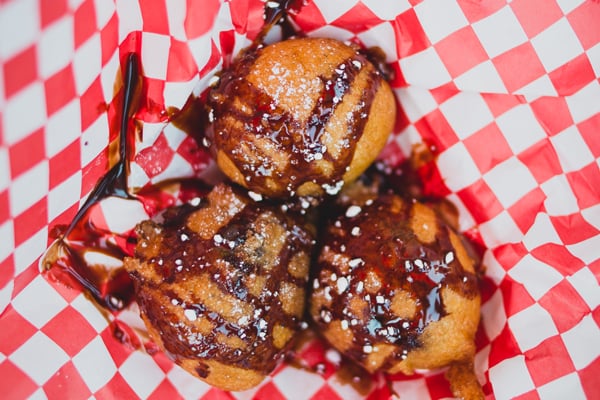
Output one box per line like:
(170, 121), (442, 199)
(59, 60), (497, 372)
(1, 0), (599, 399)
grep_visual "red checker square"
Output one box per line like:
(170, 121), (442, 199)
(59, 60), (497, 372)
(49, 140), (81, 189)
(94, 373), (139, 400)
(539, 279), (590, 332)
(531, 243), (585, 277)
(100, 325), (135, 367)
(408, 0), (424, 6)
(134, 133), (175, 179)
(0, 190), (8, 226)
(138, 77), (166, 123)
(81, 151), (108, 195)
(167, 40), (199, 81)
(199, 39), (222, 78)
(12, 263), (41, 299)
(529, 96), (574, 137)
(296, 338), (336, 380)
(510, 0), (563, 38)
(550, 213), (599, 245)
(458, 0), (505, 24)
(184, 0), (221, 39)
(487, 324), (523, 368)
(43, 361), (92, 400)
(499, 278), (536, 318)
(13, 198), (47, 247)
(80, 77), (106, 132)
(311, 385), (343, 400)
(549, 53), (596, 95)
(151, 350), (176, 374)
(425, 372), (454, 399)
(100, 13), (119, 65)
(0, 254), (14, 289)
(73, 0), (97, 48)
(0, 306), (38, 356)
(429, 81), (459, 104)
(566, 163), (600, 210)
(251, 381), (286, 400)
(0, 360), (38, 400)
(147, 379), (181, 400)
(567, 1), (600, 50)
(393, 9), (431, 57)
(507, 187), (546, 234)
(40, 0), (68, 28)
(457, 179), (504, 224)
(481, 92), (525, 118)
(139, 0), (169, 35)
(517, 139), (563, 184)
(414, 109), (460, 153)
(44, 65), (76, 116)
(331, 2), (384, 33)
(435, 26), (489, 78)
(366, 384), (394, 400)
(524, 335), (575, 387)
(475, 319), (491, 350)
(43, 266), (85, 304)
(41, 307), (98, 357)
(292, 0), (328, 33)
(463, 122), (513, 174)
(419, 162), (451, 199)
(3, 45), (37, 99)
(579, 356), (600, 399)
(493, 42), (546, 94)
(493, 242), (529, 272)
(577, 112), (600, 158)
(8, 127), (45, 179)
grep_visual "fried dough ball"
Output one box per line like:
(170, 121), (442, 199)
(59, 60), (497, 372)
(124, 183), (315, 391)
(205, 37), (396, 199)
(310, 180), (484, 399)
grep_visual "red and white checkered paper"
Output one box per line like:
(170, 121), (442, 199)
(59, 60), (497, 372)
(1, 0), (599, 399)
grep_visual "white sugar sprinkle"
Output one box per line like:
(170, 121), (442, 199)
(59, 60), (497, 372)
(345, 205), (362, 218)
(349, 258), (364, 268)
(336, 276), (349, 294)
(445, 251), (455, 264)
(184, 309), (197, 321)
(351, 226), (361, 236)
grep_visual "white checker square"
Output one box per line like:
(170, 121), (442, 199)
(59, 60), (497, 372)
(119, 352), (165, 399)
(482, 251), (507, 285)
(70, 293), (110, 333)
(479, 210), (524, 248)
(538, 373), (586, 400)
(540, 174), (580, 216)
(44, 100), (81, 157)
(522, 213), (563, 251)
(481, 289), (507, 341)
(73, 33), (102, 95)
(100, 51), (120, 102)
(312, 0), (358, 22)
(14, 228), (48, 275)
(48, 172), (82, 221)
(306, 25), (355, 43)
(165, 0), (188, 41)
(9, 331), (69, 385)
(567, 267), (600, 310)
(11, 275), (68, 328)
(128, 161), (151, 189)
(508, 303), (559, 351)
(436, 142), (482, 191)
(550, 126), (595, 173)
(517, 74), (558, 98)
(587, 43), (600, 77)
(80, 113), (109, 166)
(163, 79), (197, 109)
(361, 0), (411, 19)
(414, 0), (468, 44)
(94, 0), (116, 29)
(582, 204), (600, 229)
(509, 253), (564, 300)
(561, 314), (600, 369)
(472, 6), (528, 58)
(0, 146), (9, 191)
(9, 161), (49, 217)
(454, 60), (507, 94)
(72, 336), (117, 392)
(38, 16), (75, 79)
(531, 18), (584, 72)
(141, 32), (171, 80)
(273, 364), (325, 399)
(100, 197), (149, 233)
(496, 104), (548, 154)
(483, 157), (538, 208)
(167, 365), (211, 399)
(445, 193), (476, 231)
(395, 86), (438, 123)
(0, 0), (40, 59)
(566, 81), (600, 124)
(567, 235), (600, 265)
(357, 23), (397, 62)
(399, 47), (452, 89)
(489, 355), (535, 400)
(440, 92), (494, 139)
(116, 0), (143, 42)
(556, 0), (586, 15)
(3, 82), (47, 145)
(0, 220), (15, 261)
(69, 0), (86, 9)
